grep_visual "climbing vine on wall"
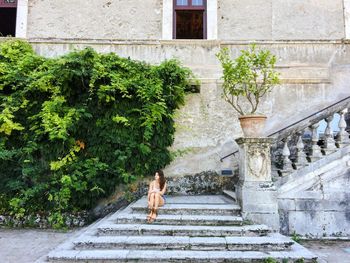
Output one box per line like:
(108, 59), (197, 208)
(0, 40), (191, 227)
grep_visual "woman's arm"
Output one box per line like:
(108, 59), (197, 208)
(160, 182), (167, 196)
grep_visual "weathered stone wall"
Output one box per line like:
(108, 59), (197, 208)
(25, 0), (345, 41)
(218, 0), (345, 40)
(25, 40), (350, 177)
(278, 146), (350, 238)
(27, 0), (162, 39)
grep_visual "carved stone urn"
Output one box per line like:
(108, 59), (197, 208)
(238, 115), (267, 137)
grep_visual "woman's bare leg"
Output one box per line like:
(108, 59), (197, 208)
(147, 193), (156, 220)
(149, 193), (156, 208)
(151, 193), (164, 221)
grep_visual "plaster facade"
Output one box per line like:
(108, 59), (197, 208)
(217, 0), (345, 40)
(27, 0), (163, 39)
(20, 0), (347, 41)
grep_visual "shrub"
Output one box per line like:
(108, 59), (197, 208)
(216, 45), (280, 115)
(0, 39), (191, 228)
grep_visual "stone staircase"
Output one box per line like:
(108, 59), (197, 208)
(46, 194), (316, 262)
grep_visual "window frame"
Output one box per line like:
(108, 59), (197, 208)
(0, 0), (17, 8)
(174, 0), (205, 10)
(0, 0), (17, 37)
(173, 0), (207, 39)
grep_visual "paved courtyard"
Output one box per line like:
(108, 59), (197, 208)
(0, 228), (77, 263)
(0, 227), (349, 263)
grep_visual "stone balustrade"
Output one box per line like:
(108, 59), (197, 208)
(272, 106), (350, 177)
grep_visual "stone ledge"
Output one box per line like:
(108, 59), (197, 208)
(18, 37), (347, 45)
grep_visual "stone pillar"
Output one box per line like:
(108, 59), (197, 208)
(207, 0), (218, 40)
(344, 0), (350, 39)
(235, 138), (279, 230)
(162, 0), (173, 40)
(16, 0), (29, 38)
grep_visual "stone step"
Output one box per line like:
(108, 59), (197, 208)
(73, 235), (293, 251)
(115, 213), (243, 226)
(48, 244), (317, 262)
(134, 195), (235, 205)
(223, 190), (237, 202)
(130, 203), (241, 216)
(97, 223), (270, 237)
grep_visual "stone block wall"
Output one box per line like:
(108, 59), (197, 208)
(278, 146), (350, 237)
(279, 195), (350, 238)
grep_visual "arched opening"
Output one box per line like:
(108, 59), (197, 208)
(0, 0), (17, 37)
(173, 0), (206, 39)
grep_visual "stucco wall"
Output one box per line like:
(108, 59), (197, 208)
(27, 0), (162, 39)
(218, 0), (345, 40)
(25, 0), (345, 41)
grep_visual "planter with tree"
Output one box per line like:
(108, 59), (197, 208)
(216, 45), (280, 137)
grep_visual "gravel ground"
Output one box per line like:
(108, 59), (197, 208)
(0, 228), (349, 263)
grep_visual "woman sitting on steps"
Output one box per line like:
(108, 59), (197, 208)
(147, 170), (167, 223)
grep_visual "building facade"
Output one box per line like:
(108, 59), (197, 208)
(1, 0), (350, 237)
(2, 0), (349, 41)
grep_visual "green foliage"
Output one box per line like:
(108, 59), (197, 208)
(0, 39), (191, 228)
(291, 231), (302, 243)
(264, 258), (278, 263)
(216, 45), (280, 115)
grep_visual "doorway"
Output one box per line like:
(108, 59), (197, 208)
(0, 0), (17, 37)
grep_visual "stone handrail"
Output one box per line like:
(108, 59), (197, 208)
(269, 95), (350, 141)
(221, 96), (350, 165)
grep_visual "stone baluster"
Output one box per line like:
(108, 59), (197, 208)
(280, 136), (294, 176)
(309, 123), (323, 162)
(336, 109), (350, 147)
(322, 115), (337, 155)
(294, 131), (308, 169)
(345, 108), (350, 133)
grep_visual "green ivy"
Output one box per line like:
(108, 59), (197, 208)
(0, 39), (192, 228)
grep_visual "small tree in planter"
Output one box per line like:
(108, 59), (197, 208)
(216, 45), (280, 137)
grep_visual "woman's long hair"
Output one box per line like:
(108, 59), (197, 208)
(157, 170), (166, 191)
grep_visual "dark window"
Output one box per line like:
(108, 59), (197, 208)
(0, 0), (18, 37)
(174, 0), (206, 39)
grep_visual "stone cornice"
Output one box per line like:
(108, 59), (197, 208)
(3, 38), (349, 46)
